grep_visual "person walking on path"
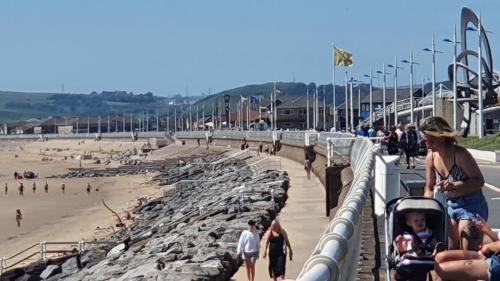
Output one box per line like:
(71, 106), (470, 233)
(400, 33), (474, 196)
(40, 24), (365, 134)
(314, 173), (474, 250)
(304, 160), (312, 180)
(404, 124), (419, 169)
(237, 220), (260, 281)
(263, 219), (293, 280)
(44, 181), (48, 193)
(421, 116), (488, 250)
(4, 183), (7, 195)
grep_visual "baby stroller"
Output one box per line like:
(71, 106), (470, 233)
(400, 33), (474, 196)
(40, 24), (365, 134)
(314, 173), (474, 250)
(385, 197), (448, 281)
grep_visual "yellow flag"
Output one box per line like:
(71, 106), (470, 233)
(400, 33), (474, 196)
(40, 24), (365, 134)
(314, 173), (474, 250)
(334, 47), (353, 67)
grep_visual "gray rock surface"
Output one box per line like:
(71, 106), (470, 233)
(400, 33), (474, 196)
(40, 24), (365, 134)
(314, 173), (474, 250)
(1, 153), (289, 281)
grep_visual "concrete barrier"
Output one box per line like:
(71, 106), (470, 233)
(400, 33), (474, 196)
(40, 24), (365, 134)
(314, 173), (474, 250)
(467, 148), (500, 162)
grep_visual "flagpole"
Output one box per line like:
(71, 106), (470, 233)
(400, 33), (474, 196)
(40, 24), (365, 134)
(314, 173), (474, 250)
(332, 43), (336, 130)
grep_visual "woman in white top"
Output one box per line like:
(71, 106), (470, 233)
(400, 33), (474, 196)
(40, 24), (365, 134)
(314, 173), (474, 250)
(237, 220), (260, 281)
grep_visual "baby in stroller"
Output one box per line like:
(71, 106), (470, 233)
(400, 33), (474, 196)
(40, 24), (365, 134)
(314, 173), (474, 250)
(386, 197), (447, 281)
(395, 211), (438, 259)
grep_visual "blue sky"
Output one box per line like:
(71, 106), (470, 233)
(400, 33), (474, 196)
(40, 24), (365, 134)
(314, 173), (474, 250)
(0, 0), (497, 96)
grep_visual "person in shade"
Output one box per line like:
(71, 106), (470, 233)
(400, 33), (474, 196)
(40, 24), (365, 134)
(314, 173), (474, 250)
(263, 219), (293, 281)
(237, 220), (260, 281)
(421, 116), (488, 250)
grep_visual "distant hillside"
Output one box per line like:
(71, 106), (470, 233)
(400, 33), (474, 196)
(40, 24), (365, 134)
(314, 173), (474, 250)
(0, 91), (172, 121)
(0, 80), (452, 122)
(193, 81), (362, 112)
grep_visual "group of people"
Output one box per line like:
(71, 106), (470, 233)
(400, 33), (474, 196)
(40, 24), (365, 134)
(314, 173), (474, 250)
(359, 124), (424, 169)
(395, 117), (498, 280)
(237, 219), (293, 281)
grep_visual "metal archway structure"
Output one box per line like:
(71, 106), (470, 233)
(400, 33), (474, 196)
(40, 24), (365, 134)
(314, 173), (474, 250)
(448, 7), (499, 136)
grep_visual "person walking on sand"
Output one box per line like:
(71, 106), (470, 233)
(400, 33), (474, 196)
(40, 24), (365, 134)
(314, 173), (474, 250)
(237, 220), (260, 281)
(44, 182), (48, 193)
(16, 209), (22, 227)
(86, 183), (91, 194)
(32, 181), (36, 194)
(263, 219), (293, 281)
(61, 183), (65, 193)
(304, 160), (312, 180)
(18, 182), (24, 196)
(4, 183), (7, 195)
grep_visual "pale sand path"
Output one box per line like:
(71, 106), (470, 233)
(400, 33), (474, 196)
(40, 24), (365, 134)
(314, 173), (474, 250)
(232, 155), (329, 281)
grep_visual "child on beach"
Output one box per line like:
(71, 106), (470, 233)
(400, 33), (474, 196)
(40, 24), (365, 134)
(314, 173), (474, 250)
(395, 211), (437, 258)
(16, 209), (22, 227)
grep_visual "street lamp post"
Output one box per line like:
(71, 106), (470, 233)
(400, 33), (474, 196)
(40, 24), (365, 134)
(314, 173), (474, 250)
(402, 52), (418, 124)
(423, 33), (443, 117)
(376, 64), (389, 129)
(443, 24), (460, 130)
(478, 15), (484, 138)
(421, 77), (430, 123)
(363, 69), (376, 128)
(388, 58), (403, 127)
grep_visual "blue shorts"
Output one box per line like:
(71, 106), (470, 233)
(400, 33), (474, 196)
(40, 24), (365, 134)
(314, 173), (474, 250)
(447, 191), (488, 221)
(487, 254), (500, 281)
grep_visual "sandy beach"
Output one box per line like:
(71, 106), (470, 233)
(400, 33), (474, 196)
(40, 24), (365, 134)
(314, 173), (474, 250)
(0, 139), (169, 263)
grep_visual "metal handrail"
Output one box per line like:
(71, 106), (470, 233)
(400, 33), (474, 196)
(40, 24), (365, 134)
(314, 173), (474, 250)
(0, 240), (115, 274)
(297, 137), (375, 281)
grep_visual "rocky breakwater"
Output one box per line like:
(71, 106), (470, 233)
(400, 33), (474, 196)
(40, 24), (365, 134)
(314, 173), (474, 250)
(0, 156), (289, 281)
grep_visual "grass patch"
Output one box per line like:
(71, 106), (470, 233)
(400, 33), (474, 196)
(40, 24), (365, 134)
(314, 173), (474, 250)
(459, 134), (500, 151)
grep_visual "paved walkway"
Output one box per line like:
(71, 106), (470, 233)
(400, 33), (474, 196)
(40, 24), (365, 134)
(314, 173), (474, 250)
(231, 156), (329, 281)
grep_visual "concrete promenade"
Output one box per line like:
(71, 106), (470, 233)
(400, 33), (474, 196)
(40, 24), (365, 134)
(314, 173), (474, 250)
(231, 155), (329, 281)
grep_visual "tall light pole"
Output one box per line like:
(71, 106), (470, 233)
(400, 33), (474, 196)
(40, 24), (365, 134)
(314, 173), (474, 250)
(388, 58), (403, 127)
(421, 77), (430, 123)
(402, 52), (418, 124)
(376, 64), (389, 129)
(363, 68), (376, 128)
(466, 16), (487, 137)
(345, 72), (349, 131)
(478, 15), (484, 138)
(443, 24), (460, 130)
(423, 34), (443, 116)
(306, 87), (310, 129)
(332, 43), (337, 130)
(349, 78), (354, 131)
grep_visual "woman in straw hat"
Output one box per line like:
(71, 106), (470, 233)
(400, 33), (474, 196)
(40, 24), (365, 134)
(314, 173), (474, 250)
(420, 116), (488, 250)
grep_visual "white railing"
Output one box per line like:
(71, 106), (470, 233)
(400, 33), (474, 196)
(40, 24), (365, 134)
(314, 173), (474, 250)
(0, 240), (115, 274)
(297, 137), (375, 281)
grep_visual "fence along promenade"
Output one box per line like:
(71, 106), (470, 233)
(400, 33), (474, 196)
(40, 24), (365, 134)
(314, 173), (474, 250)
(176, 130), (374, 281)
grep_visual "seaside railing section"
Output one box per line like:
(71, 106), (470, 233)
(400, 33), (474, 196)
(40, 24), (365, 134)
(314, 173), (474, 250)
(0, 131), (171, 140)
(175, 130), (374, 281)
(0, 241), (115, 274)
(297, 137), (374, 281)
